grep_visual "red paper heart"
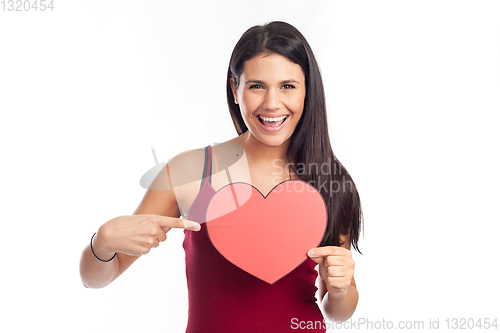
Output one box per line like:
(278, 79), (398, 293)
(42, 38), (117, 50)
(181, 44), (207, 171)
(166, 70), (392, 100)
(206, 180), (327, 284)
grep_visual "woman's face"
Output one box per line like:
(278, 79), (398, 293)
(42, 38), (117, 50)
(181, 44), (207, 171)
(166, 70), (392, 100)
(230, 53), (306, 148)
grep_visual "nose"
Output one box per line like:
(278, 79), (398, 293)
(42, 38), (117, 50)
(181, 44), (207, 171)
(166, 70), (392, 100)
(262, 89), (281, 111)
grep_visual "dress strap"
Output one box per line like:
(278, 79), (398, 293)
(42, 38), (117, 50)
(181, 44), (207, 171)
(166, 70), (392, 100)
(199, 145), (213, 190)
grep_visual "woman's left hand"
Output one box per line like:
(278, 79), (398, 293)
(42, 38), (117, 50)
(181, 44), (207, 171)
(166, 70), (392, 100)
(307, 246), (355, 295)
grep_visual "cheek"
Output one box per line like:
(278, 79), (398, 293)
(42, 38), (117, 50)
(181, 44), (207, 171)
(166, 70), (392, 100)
(240, 94), (261, 114)
(285, 96), (305, 114)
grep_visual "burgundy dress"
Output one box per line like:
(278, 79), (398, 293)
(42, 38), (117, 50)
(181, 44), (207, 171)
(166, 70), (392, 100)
(183, 145), (326, 332)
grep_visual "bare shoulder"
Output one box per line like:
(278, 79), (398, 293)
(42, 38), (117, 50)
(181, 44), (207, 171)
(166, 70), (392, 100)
(167, 147), (206, 186)
(167, 140), (245, 181)
(131, 147), (204, 218)
(118, 146), (215, 273)
(146, 140), (246, 217)
(163, 147), (207, 217)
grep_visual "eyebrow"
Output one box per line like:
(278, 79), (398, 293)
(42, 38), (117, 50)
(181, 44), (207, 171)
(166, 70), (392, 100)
(245, 79), (300, 85)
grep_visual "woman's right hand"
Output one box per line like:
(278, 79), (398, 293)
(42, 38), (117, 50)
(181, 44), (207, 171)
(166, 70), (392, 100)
(92, 214), (201, 258)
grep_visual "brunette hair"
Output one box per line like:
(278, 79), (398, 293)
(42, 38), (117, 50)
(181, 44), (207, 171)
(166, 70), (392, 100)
(226, 21), (363, 253)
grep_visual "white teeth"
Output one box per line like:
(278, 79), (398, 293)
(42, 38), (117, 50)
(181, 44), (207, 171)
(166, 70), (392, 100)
(258, 115), (287, 122)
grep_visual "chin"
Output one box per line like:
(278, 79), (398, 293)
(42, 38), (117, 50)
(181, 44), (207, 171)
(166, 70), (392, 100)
(259, 136), (290, 147)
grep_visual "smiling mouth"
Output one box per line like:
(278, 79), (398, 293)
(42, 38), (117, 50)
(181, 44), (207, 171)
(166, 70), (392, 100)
(257, 115), (289, 127)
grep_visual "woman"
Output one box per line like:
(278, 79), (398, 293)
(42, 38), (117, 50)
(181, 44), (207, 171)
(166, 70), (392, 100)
(80, 21), (363, 332)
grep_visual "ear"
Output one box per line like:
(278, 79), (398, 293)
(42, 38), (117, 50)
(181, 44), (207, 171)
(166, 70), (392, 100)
(230, 77), (239, 105)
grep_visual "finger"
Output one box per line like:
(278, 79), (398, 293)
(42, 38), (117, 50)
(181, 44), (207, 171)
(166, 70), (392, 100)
(327, 266), (346, 277)
(144, 236), (160, 249)
(307, 246), (348, 258)
(151, 239), (160, 248)
(149, 215), (201, 231)
(324, 256), (348, 267)
(157, 229), (167, 242)
(307, 255), (325, 265)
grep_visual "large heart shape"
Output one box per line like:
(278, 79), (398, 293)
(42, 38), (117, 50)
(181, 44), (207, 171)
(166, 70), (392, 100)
(206, 180), (327, 284)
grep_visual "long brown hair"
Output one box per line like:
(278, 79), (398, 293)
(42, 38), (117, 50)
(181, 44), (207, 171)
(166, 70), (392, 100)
(226, 21), (363, 253)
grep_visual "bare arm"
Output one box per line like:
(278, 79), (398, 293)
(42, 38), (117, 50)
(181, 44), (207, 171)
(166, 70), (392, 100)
(79, 163), (190, 289)
(311, 233), (358, 322)
(319, 274), (358, 322)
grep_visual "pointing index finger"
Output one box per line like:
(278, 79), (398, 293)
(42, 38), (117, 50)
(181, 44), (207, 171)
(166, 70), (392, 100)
(152, 215), (201, 231)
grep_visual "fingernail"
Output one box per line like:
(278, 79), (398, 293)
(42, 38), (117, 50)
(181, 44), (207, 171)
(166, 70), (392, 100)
(308, 250), (314, 256)
(191, 223), (201, 231)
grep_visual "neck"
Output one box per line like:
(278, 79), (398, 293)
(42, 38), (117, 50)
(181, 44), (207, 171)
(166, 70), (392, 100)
(239, 131), (290, 163)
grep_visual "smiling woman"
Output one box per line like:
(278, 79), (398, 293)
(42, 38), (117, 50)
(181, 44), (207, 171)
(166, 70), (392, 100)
(79, 20), (363, 333)
(226, 21), (362, 250)
(230, 53), (306, 141)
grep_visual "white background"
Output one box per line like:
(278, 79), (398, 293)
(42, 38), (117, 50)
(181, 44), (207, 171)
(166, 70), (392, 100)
(1, 1), (499, 332)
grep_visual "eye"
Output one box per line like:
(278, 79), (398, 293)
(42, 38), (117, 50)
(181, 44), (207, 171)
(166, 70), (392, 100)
(249, 84), (263, 89)
(282, 84), (295, 89)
